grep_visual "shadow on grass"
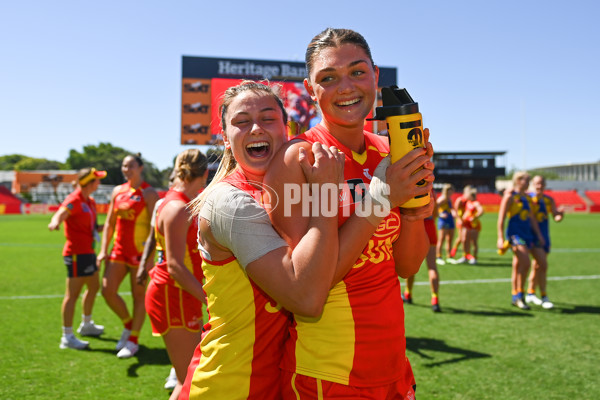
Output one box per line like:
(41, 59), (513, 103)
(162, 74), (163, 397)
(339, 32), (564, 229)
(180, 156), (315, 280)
(469, 260), (511, 268)
(406, 336), (491, 367)
(442, 305), (535, 317)
(124, 345), (171, 377)
(84, 343), (171, 377)
(405, 303), (534, 317)
(557, 303), (600, 315)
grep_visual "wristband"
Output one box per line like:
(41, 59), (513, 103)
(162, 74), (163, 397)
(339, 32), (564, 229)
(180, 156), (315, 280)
(369, 156), (391, 213)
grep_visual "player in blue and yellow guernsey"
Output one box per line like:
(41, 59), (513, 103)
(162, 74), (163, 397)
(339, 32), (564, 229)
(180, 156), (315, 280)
(265, 28), (435, 399)
(497, 171), (546, 310)
(436, 183), (456, 264)
(525, 175), (564, 309)
(180, 81), (347, 400)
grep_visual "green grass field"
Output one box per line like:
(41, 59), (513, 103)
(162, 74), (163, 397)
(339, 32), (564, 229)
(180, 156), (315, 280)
(0, 213), (598, 399)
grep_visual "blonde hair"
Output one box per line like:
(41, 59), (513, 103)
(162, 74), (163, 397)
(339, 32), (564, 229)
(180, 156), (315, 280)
(467, 187), (478, 200)
(441, 183), (454, 198)
(189, 80), (287, 218)
(512, 171), (530, 185)
(175, 149), (207, 183)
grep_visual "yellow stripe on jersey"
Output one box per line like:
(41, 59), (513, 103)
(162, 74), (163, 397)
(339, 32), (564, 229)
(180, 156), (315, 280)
(293, 281), (355, 385)
(188, 257), (255, 398)
(133, 206), (150, 253)
(351, 145), (388, 165)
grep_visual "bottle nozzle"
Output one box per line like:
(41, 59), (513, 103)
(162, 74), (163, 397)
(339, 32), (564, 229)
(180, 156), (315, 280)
(368, 85), (419, 121)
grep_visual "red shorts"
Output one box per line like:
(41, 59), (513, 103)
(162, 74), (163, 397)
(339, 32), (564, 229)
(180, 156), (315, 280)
(424, 218), (437, 245)
(281, 371), (416, 400)
(145, 280), (203, 336)
(109, 249), (142, 267)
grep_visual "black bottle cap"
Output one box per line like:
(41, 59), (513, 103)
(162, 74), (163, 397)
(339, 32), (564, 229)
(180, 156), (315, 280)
(368, 86), (419, 120)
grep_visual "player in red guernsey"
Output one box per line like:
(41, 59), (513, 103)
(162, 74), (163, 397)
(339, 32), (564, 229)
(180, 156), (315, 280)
(264, 28), (435, 399)
(49, 167), (106, 350)
(97, 153), (159, 358)
(141, 149), (208, 399)
(181, 81), (346, 399)
(460, 188), (484, 265)
(449, 185), (472, 260)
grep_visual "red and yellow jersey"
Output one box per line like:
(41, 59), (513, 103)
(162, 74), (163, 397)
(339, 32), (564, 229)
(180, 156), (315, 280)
(150, 189), (203, 286)
(60, 188), (97, 256)
(111, 181), (151, 259)
(184, 172), (291, 399)
(186, 255), (291, 399)
(455, 195), (467, 217)
(285, 125), (412, 390)
(462, 200), (481, 230)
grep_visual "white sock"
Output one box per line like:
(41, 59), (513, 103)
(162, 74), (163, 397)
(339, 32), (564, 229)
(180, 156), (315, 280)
(63, 327), (73, 336)
(82, 315), (92, 324)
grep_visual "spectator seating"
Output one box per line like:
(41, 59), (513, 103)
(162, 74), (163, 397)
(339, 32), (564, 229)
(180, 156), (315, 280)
(584, 191), (600, 212)
(545, 190), (587, 212)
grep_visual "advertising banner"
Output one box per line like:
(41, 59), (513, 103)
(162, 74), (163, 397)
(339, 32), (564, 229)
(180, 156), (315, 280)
(181, 56), (397, 145)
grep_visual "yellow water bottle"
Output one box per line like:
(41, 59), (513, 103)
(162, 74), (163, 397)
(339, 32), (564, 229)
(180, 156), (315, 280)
(369, 86), (429, 208)
(497, 240), (510, 255)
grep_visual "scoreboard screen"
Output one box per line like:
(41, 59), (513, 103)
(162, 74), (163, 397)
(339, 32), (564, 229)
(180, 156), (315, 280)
(181, 56), (397, 145)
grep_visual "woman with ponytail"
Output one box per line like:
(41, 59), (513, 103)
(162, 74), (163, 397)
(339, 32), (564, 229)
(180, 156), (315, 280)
(144, 149), (208, 399)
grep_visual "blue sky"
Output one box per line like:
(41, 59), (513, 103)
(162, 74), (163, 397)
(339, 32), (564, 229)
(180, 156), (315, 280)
(1, 1), (598, 171)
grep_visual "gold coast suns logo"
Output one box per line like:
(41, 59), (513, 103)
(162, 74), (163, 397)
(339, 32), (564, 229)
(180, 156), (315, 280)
(353, 210), (401, 269)
(116, 201), (136, 220)
(372, 209), (401, 238)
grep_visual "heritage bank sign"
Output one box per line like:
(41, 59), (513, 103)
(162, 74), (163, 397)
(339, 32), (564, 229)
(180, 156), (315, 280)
(180, 55), (397, 145)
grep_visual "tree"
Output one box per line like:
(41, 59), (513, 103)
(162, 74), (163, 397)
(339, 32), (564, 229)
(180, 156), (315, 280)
(0, 154), (65, 170)
(66, 143), (166, 188)
(0, 154), (27, 170)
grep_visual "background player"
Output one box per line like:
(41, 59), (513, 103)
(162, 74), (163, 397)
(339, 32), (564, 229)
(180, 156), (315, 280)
(404, 192), (442, 312)
(436, 183), (456, 264)
(48, 167), (106, 350)
(97, 153), (159, 358)
(497, 171), (545, 310)
(526, 175), (563, 309)
(145, 149), (207, 399)
(456, 187), (484, 265)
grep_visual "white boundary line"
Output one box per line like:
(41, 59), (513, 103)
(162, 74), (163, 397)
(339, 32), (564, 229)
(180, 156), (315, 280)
(2, 276), (599, 299)
(1, 291), (134, 300)
(413, 275), (600, 286)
